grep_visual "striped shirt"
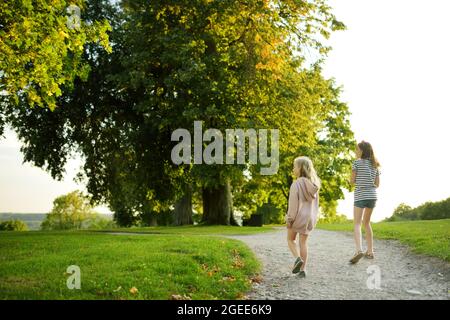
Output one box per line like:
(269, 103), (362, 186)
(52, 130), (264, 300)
(352, 159), (380, 202)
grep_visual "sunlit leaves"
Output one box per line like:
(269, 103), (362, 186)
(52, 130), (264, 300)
(0, 0), (112, 110)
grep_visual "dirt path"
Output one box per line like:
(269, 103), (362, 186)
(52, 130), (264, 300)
(227, 228), (449, 300)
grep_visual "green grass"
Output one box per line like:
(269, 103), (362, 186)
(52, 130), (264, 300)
(317, 219), (450, 261)
(0, 230), (262, 300)
(99, 224), (278, 235)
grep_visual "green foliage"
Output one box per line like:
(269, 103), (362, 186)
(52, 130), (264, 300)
(0, 220), (28, 231)
(318, 213), (349, 224)
(192, 211), (203, 225)
(0, 0), (111, 112)
(85, 214), (116, 230)
(386, 198), (450, 221)
(156, 211), (175, 226)
(41, 190), (95, 230)
(236, 68), (355, 221)
(0, 213), (46, 230)
(255, 201), (283, 224)
(138, 210), (174, 227)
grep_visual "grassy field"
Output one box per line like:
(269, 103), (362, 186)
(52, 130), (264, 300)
(0, 226), (276, 300)
(317, 219), (450, 261)
(100, 224), (278, 235)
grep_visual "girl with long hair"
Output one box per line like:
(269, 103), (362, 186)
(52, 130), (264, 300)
(349, 141), (381, 264)
(285, 156), (321, 278)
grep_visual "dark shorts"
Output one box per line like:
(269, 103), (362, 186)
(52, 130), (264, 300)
(354, 199), (377, 209)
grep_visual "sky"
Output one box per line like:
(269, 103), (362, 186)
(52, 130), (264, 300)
(1, 0), (450, 221)
(0, 131), (110, 214)
(323, 0), (450, 221)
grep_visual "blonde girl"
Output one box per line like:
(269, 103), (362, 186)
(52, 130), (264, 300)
(285, 156), (320, 278)
(349, 141), (381, 264)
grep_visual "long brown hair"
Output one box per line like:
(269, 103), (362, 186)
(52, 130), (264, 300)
(357, 141), (380, 168)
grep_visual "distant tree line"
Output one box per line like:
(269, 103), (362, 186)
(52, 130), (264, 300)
(387, 197), (450, 221)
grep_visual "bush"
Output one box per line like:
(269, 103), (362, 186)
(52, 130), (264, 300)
(85, 214), (116, 230)
(255, 202), (284, 224)
(138, 210), (174, 227)
(0, 220), (28, 231)
(319, 213), (350, 224)
(192, 211), (202, 225)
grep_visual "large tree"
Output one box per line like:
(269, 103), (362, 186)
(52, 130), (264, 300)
(2, 0), (352, 226)
(111, 0), (347, 224)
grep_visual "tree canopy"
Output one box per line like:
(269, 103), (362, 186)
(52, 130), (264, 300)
(2, 0), (355, 226)
(0, 0), (111, 119)
(41, 190), (97, 230)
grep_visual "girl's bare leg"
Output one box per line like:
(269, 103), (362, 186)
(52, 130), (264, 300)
(353, 206), (364, 252)
(363, 208), (374, 254)
(287, 228), (300, 258)
(299, 234), (308, 271)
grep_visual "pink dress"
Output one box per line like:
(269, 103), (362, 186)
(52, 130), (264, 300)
(285, 177), (319, 235)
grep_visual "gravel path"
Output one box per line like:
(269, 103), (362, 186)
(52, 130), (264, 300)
(227, 227), (449, 300)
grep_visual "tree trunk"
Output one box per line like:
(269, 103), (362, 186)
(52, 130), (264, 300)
(139, 209), (158, 227)
(114, 207), (135, 227)
(173, 185), (193, 226)
(202, 180), (237, 225)
(148, 214), (158, 226)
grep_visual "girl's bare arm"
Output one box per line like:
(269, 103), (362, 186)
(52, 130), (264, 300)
(350, 170), (356, 185)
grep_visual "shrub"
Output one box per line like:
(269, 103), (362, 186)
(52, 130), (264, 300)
(319, 213), (349, 224)
(0, 220), (28, 231)
(255, 202), (284, 224)
(85, 214), (116, 230)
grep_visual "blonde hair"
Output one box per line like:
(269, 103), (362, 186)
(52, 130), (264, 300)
(294, 156), (321, 188)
